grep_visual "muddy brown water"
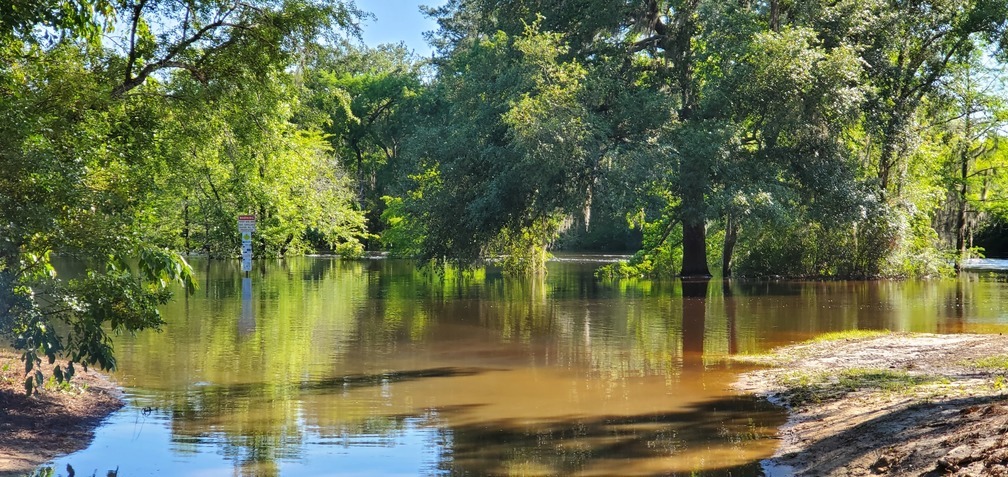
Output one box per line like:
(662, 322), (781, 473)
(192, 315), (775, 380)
(45, 257), (1008, 476)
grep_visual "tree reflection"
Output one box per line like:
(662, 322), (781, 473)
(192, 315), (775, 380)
(101, 258), (1008, 476)
(681, 278), (710, 372)
(432, 396), (783, 476)
(725, 280), (739, 356)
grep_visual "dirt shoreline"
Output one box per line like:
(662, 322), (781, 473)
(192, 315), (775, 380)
(735, 333), (1008, 476)
(0, 351), (124, 477)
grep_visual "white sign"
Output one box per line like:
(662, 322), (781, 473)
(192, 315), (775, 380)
(238, 215), (255, 272)
(238, 214), (256, 233)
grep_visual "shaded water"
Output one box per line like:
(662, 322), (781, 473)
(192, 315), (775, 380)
(49, 257), (1008, 476)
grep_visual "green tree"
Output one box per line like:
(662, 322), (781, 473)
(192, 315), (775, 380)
(406, 22), (598, 270)
(0, 41), (195, 394)
(849, 0), (1008, 197)
(928, 50), (1008, 265)
(135, 72), (368, 258)
(304, 43), (425, 244)
(422, 1), (880, 277)
(1, 0), (365, 391)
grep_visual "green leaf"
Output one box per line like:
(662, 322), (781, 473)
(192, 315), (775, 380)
(24, 376), (33, 396)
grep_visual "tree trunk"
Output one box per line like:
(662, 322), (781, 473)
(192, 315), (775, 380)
(769, 0), (781, 32)
(722, 213), (738, 277)
(182, 200), (191, 253)
(956, 158), (969, 265)
(956, 91), (974, 272)
(681, 220), (710, 277)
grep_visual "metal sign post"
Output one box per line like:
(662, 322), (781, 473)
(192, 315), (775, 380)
(237, 214), (256, 276)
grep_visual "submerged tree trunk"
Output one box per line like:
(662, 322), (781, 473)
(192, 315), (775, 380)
(680, 176), (710, 277)
(722, 213), (738, 277)
(681, 220), (710, 277)
(956, 158), (969, 268)
(182, 200), (191, 253)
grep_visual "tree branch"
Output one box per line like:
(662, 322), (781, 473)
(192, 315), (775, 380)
(112, 5), (241, 97)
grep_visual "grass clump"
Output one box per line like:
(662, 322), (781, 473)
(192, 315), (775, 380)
(778, 367), (940, 406)
(963, 355), (1008, 392)
(732, 330), (892, 366)
(808, 330), (891, 344)
(969, 355), (1008, 370)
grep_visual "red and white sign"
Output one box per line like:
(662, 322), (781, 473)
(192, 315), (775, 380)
(237, 215), (257, 233)
(238, 215), (256, 272)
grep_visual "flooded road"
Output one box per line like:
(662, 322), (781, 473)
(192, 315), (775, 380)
(50, 257), (1008, 476)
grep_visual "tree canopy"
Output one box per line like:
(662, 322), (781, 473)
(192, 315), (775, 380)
(0, 0), (367, 392)
(3, 0), (1008, 391)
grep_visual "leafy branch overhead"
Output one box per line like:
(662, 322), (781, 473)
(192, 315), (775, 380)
(0, 0), (367, 394)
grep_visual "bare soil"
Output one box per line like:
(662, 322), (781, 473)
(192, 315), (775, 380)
(735, 333), (1008, 476)
(0, 351), (124, 477)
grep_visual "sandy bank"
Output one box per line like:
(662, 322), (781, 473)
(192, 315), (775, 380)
(0, 351), (124, 477)
(736, 333), (1008, 476)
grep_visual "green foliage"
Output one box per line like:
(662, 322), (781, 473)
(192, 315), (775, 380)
(488, 215), (565, 273)
(595, 208), (683, 279)
(3, 246), (195, 396)
(0, 0), (364, 393)
(969, 355), (1008, 370)
(404, 21), (597, 268)
(379, 195), (425, 257)
(0, 0), (111, 44)
(304, 43), (426, 245)
(416, 0), (1008, 278)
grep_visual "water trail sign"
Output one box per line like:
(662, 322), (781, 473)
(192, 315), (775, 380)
(238, 215), (256, 272)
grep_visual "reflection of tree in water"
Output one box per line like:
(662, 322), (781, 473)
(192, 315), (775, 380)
(160, 369), (472, 477)
(150, 360), (784, 476)
(681, 278), (709, 372)
(725, 280), (739, 356)
(120, 260), (796, 476)
(939, 278), (968, 334)
(431, 396), (782, 476)
(165, 385), (302, 477)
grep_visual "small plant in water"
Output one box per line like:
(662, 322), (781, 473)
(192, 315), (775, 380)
(23, 466), (55, 477)
(26, 464), (118, 477)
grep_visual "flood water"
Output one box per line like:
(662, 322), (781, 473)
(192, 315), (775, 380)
(47, 256), (1008, 476)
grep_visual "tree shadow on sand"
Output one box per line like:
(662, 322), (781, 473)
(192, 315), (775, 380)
(773, 393), (1008, 476)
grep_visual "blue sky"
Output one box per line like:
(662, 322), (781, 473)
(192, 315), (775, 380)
(356, 1), (447, 57)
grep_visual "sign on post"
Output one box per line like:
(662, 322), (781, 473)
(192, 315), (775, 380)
(237, 215), (256, 272)
(238, 215), (257, 233)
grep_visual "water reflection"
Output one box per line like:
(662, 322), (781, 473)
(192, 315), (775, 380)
(49, 258), (1008, 476)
